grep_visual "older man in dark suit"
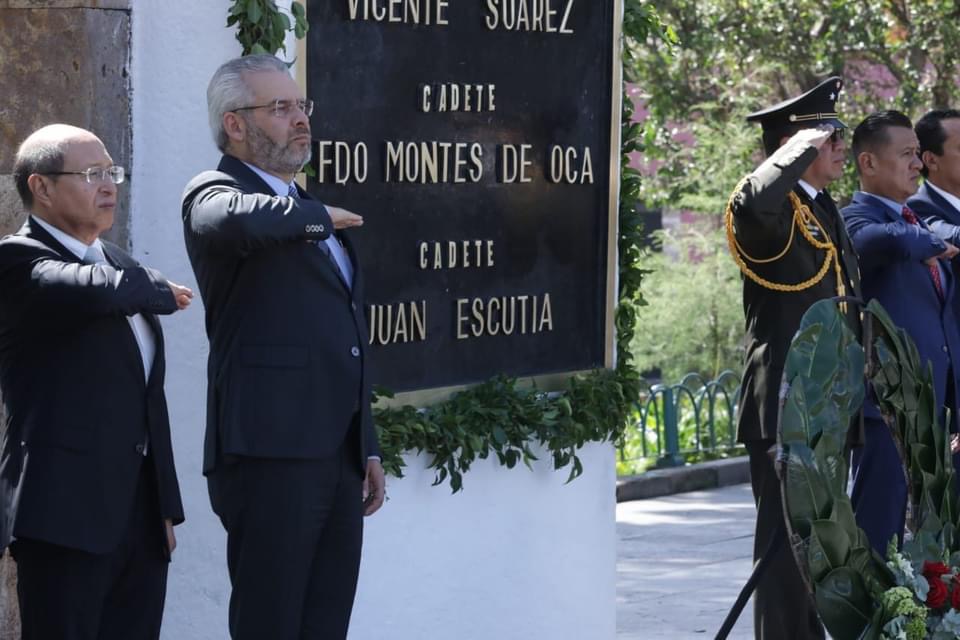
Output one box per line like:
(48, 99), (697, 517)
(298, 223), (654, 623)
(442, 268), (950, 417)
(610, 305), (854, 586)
(0, 124), (192, 639)
(842, 110), (960, 553)
(181, 54), (385, 640)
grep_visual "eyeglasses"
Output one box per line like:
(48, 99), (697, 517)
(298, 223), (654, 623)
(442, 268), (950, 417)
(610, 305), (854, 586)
(44, 165), (126, 184)
(830, 129), (846, 143)
(233, 98), (314, 118)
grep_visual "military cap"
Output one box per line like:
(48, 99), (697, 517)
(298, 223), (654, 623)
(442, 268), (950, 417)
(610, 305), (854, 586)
(746, 76), (846, 132)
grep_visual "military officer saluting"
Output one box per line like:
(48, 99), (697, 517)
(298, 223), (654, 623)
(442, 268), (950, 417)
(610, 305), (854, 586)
(726, 77), (862, 640)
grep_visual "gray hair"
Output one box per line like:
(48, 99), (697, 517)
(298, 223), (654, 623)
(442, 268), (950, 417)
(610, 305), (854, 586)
(12, 135), (67, 208)
(207, 54), (290, 152)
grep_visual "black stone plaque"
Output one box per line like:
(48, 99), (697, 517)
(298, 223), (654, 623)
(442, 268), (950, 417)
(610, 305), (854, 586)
(306, 0), (618, 391)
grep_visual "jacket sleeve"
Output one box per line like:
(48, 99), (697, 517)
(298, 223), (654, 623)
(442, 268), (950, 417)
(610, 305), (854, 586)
(733, 138), (819, 219)
(844, 210), (946, 273)
(182, 171), (333, 256)
(729, 137), (820, 253)
(924, 216), (960, 247)
(915, 197), (960, 247)
(0, 241), (177, 324)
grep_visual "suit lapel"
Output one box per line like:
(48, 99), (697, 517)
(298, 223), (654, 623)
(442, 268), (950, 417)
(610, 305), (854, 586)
(24, 218), (82, 263)
(926, 183), (960, 222)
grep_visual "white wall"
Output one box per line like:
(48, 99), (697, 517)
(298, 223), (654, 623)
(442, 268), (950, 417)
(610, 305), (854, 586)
(130, 3), (616, 638)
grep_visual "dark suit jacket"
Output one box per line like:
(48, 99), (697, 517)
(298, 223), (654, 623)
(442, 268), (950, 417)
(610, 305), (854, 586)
(909, 182), (960, 320)
(909, 181), (960, 247)
(842, 191), (960, 422)
(731, 137), (862, 443)
(0, 218), (184, 554)
(181, 155), (380, 476)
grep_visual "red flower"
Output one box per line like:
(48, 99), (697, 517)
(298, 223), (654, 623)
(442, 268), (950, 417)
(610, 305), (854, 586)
(928, 575), (949, 609)
(923, 561), (951, 578)
(952, 575), (960, 610)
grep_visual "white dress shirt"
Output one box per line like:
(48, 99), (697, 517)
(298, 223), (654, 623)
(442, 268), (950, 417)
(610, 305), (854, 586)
(31, 215), (156, 380)
(797, 179), (819, 201)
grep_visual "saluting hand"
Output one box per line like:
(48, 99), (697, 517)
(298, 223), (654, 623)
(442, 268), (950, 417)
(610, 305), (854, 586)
(326, 205), (364, 230)
(789, 125), (836, 150)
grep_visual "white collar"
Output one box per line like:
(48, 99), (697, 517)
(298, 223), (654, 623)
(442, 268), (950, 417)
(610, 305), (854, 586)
(242, 161), (295, 198)
(925, 180), (960, 214)
(31, 215), (103, 261)
(797, 180), (819, 201)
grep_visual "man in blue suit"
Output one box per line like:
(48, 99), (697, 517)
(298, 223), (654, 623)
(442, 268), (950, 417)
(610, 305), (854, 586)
(843, 110), (960, 553)
(909, 109), (960, 249)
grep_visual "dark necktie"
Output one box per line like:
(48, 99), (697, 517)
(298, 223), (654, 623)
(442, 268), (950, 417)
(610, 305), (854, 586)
(902, 204), (945, 301)
(815, 191), (838, 218)
(288, 183), (350, 287)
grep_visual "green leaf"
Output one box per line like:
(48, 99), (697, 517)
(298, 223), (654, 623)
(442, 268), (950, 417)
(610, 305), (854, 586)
(783, 442), (834, 538)
(814, 567), (872, 640)
(247, 0), (263, 24)
(811, 519), (851, 571)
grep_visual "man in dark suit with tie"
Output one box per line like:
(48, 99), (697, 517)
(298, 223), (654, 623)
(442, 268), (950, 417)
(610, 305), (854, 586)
(727, 76), (861, 640)
(842, 110), (960, 553)
(181, 54), (385, 640)
(908, 109), (960, 249)
(0, 124), (192, 639)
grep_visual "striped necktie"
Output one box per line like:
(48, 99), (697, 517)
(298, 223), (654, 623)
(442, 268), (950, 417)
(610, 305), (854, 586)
(902, 205), (945, 301)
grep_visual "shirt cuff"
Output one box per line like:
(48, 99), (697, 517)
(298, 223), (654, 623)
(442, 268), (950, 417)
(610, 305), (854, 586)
(367, 456), (381, 462)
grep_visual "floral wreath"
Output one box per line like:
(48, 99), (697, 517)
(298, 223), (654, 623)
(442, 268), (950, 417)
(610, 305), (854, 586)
(779, 299), (960, 640)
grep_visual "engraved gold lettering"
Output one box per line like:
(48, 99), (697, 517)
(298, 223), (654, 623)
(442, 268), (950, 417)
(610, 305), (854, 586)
(410, 300), (427, 342)
(392, 301), (408, 342)
(451, 294), (554, 340)
(348, 0), (448, 25)
(518, 294), (529, 334)
(501, 296), (515, 334)
(487, 297), (501, 335)
(368, 301), (428, 345)
(471, 299), (485, 337)
(549, 145), (594, 184)
(483, 0), (574, 34)
(456, 298), (469, 339)
(384, 141), (483, 183)
(539, 293), (553, 332)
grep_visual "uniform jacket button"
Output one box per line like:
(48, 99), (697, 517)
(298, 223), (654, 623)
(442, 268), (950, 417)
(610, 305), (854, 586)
(350, 346), (360, 357)
(135, 443), (145, 455)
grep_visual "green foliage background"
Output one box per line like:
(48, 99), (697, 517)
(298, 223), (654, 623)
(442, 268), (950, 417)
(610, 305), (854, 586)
(631, 228), (742, 382)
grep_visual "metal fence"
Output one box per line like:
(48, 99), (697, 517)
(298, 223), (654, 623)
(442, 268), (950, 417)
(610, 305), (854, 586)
(619, 370), (741, 468)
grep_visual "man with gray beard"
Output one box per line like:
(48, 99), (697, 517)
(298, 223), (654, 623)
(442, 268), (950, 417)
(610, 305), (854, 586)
(181, 54), (385, 640)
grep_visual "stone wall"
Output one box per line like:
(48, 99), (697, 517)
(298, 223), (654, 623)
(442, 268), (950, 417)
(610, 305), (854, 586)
(0, 2), (131, 637)
(0, 0), (131, 244)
